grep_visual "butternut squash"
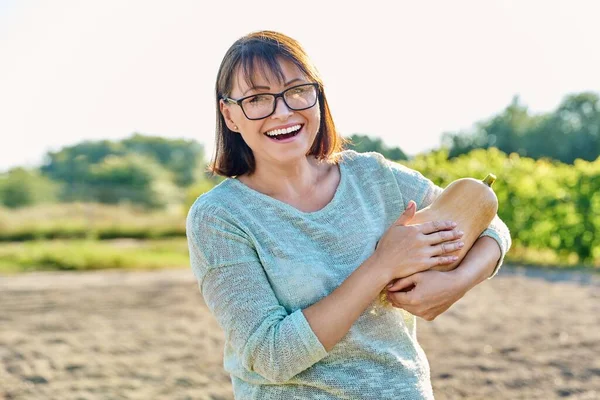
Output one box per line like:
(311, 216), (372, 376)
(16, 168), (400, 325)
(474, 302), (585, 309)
(411, 173), (499, 272)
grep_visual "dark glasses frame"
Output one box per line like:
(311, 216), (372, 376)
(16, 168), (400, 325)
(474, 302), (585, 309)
(222, 83), (319, 120)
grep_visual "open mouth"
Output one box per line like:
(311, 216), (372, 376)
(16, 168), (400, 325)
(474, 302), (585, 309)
(263, 124), (303, 141)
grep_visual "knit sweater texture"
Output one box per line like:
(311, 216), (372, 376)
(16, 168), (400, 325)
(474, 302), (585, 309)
(186, 150), (511, 399)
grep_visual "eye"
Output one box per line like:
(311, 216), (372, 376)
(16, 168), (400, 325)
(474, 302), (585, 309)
(245, 94), (271, 105)
(291, 87), (308, 95)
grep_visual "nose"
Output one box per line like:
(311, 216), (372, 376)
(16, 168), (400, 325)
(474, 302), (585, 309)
(270, 96), (293, 119)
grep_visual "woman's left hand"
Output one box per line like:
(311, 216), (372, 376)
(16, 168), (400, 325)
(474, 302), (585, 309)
(385, 270), (468, 321)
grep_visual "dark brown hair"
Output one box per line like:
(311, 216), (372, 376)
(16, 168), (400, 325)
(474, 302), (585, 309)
(209, 30), (348, 177)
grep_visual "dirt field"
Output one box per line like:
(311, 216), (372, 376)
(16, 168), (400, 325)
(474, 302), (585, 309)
(1, 266), (599, 400)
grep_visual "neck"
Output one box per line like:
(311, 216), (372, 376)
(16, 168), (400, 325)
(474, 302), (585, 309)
(244, 155), (321, 199)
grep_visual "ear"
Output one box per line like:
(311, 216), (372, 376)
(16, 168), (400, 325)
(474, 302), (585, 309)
(219, 100), (240, 132)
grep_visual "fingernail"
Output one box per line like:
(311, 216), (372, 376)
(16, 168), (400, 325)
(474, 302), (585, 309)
(387, 282), (394, 288)
(458, 230), (464, 235)
(458, 242), (464, 248)
(451, 222), (457, 227)
(452, 256), (459, 260)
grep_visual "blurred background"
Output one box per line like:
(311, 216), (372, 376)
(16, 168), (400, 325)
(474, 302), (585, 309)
(1, 1), (599, 399)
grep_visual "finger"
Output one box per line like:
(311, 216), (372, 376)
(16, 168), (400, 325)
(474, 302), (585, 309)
(387, 276), (416, 292)
(429, 254), (459, 267)
(394, 200), (416, 226)
(389, 274), (423, 303)
(418, 220), (457, 235)
(388, 298), (403, 309)
(430, 240), (464, 256)
(425, 228), (464, 244)
(389, 289), (413, 305)
(386, 292), (401, 308)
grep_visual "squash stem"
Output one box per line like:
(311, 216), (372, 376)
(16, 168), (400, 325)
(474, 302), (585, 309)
(483, 173), (496, 187)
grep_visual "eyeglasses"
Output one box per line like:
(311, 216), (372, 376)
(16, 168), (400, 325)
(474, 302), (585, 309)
(222, 83), (319, 120)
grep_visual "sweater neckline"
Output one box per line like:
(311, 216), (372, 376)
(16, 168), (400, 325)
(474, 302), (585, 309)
(229, 159), (347, 218)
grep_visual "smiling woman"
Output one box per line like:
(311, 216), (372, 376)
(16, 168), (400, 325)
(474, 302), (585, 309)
(212, 33), (338, 180)
(185, 30), (511, 399)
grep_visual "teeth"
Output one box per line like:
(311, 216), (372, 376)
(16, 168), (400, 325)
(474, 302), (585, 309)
(265, 124), (302, 136)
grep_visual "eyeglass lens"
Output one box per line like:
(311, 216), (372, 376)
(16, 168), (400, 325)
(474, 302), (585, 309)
(241, 84), (317, 119)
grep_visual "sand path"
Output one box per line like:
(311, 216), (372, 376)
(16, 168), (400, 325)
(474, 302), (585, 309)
(1, 267), (598, 399)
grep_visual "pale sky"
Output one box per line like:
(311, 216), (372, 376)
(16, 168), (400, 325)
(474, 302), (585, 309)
(1, 0), (599, 172)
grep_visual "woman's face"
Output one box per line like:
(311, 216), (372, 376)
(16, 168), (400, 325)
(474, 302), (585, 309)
(220, 58), (321, 169)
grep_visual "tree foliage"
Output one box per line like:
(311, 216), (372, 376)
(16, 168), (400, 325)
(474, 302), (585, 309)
(39, 134), (204, 206)
(344, 134), (408, 161)
(41, 134), (204, 195)
(444, 92), (600, 164)
(0, 168), (61, 208)
(121, 134), (204, 186)
(87, 154), (181, 209)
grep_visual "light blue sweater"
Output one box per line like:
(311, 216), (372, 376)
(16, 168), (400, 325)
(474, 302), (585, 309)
(186, 150), (511, 399)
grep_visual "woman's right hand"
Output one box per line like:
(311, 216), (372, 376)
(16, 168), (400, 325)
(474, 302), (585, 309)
(374, 200), (464, 281)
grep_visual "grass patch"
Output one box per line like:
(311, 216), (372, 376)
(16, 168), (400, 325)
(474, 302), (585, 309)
(0, 238), (190, 274)
(0, 203), (186, 241)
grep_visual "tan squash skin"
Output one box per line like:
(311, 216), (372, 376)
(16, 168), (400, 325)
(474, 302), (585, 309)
(412, 174), (498, 272)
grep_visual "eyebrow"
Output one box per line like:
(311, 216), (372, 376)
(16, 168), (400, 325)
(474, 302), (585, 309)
(241, 78), (306, 96)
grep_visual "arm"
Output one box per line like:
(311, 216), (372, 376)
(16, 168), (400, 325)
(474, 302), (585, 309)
(303, 256), (390, 351)
(452, 236), (502, 288)
(187, 205), (391, 383)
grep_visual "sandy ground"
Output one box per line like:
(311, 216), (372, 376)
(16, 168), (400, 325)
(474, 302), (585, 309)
(1, 266), (599, 400)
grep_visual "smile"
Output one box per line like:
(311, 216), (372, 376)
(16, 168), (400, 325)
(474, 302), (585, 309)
(263, 124), (303, 141)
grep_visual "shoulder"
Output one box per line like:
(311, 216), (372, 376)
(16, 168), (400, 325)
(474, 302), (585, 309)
(337, 149), (419, 178)
(185, 180), (244, 235)
(336, 149), (392, 173)
(337, 149), (386, 165)
(338, 149), (435, 204)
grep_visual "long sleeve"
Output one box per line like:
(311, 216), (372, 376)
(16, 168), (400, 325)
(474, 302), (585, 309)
(186, 203), (328, 384)
(382, 155), (512, 278)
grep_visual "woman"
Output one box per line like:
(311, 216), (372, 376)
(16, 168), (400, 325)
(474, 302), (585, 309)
(186, 30), (511, 399)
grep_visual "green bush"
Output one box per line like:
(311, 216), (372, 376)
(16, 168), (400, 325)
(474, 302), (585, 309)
(0, 168), (61, 208)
